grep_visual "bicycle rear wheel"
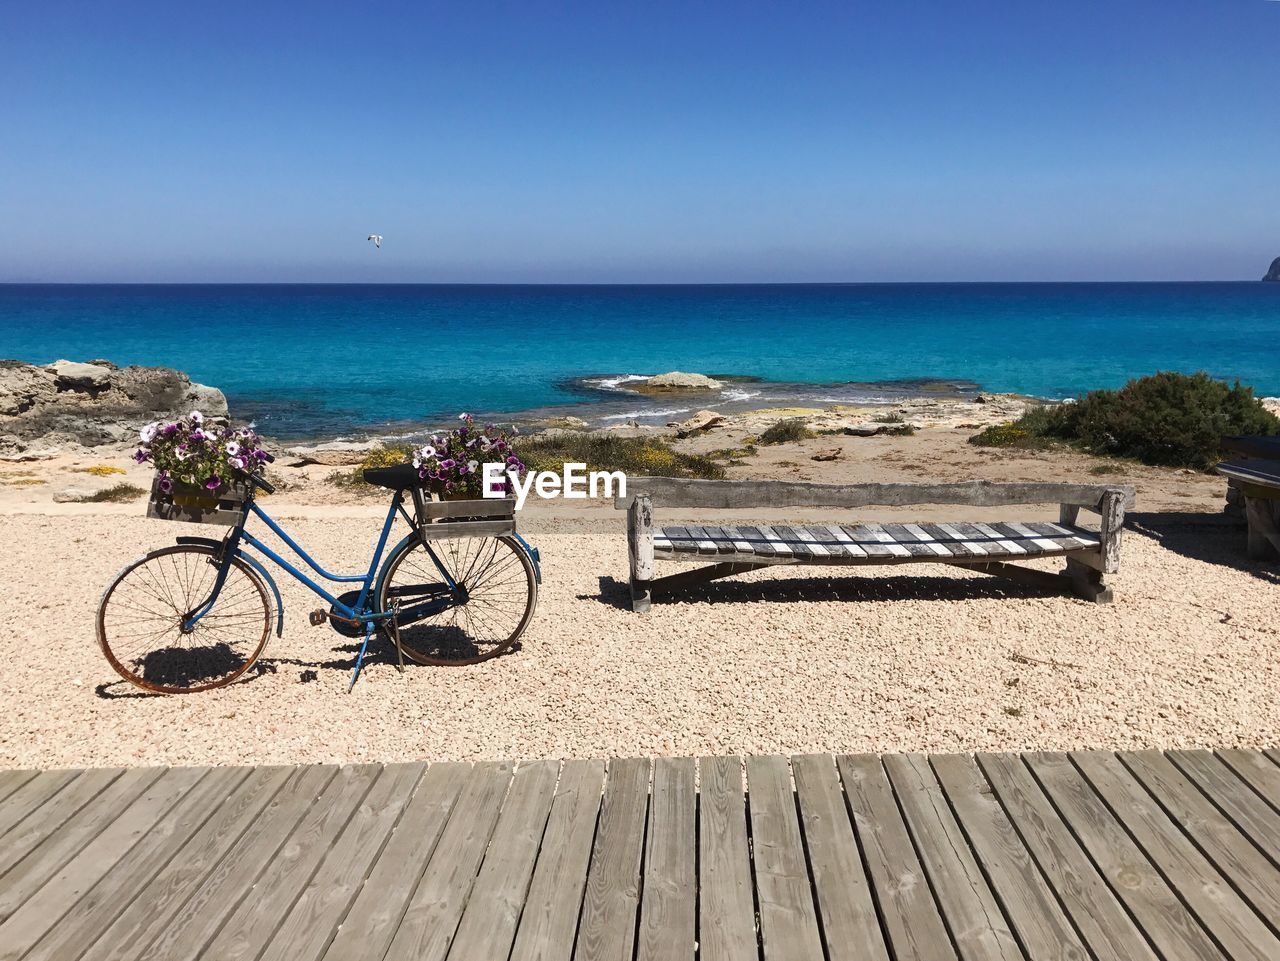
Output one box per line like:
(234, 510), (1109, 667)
(97, 544), (272, 693)
(378, 535), (537, 665)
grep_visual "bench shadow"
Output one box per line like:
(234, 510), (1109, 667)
(589, 572), (1061, 610)
(1128, 511), (1280, 584)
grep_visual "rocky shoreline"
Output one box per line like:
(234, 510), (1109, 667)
(0, 359), (227, 458)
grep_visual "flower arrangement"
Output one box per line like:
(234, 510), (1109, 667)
(412, 413), (525, 499)
(133, 411), (270, 494)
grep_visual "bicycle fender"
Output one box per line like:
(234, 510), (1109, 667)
(176, 536), (285, 637)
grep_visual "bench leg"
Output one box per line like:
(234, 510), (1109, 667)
(1065, 557), (1112, 604)
(630, 577), (652, 613)
(1244, 496), (1280, 560)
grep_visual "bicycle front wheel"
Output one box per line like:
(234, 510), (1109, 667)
(379, 535), (537, 665)
(97, 544), (272, 694)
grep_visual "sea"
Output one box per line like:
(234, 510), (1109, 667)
(2, 283), (1277, 441)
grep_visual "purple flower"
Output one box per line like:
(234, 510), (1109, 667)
(205, 475), (222, 490)
(253, 449), (268, 462)
(439, 458), (456, 470)
(157, 474), (173, 493)
(133, 448), (149, 464)
(161, 423), (179, 437)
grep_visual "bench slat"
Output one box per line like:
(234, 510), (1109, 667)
(653, 521), (1103, 565)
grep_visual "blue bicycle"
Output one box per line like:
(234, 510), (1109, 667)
(96, 462), (540, 694)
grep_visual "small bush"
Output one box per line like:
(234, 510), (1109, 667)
(757, 419), (815, 445)
(516, 434), (725, 480)
(872, 411), (905, 424)
(76, 465), (126, 476)
(882, 424), (917, 437)
(969, 373), (1280, 469)
(76, 483), (147, 503)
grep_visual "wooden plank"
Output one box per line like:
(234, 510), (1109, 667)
(706, 525), (743, 554)
(791, 754), (889, 961)
(929, 754), (1090, 961)
(72, 764), (297, 961)
(1121, 751), (1280, 928)
(937, 522), (989, 556)
(321, 761), (470, 961)
(757, 525), (796, 557)
(824, 523), (866, 557)
(746, 755), (824, 961)
(685, 524), (723, 555)
(636, 757), (696, 961)
(258, 762), (428, 961)
(448, 760), (560, 961)
(0, 767), (125, 880)
(139, 764), (372, 961)
(1023, 752), (1226, 961)
(883, 523), (938, 557)
(629, 492), (655, 611)
(0, 768), (163, 923)
(0, 770), (37, 807)
(736, 525), (775, 557)
(0, 765), (212, 961)
(1217, 748), (1280, 811)
(1168, 750), (1280, 865)
(119, 764), (337, 961)
(574, 757), (650, 961)
(775, 524), (816, 558)
(20, 767), (251, 961)
(661, 526), (700, 554)
(1072, 751), (1280, 961)
(723, 525), (761, 553)
(382, 760), (515, 961)
(976, 753), (1159, 961)
(836, 754), (956, 961)
(617, 477), (1134, 510)
(698, 756), (757, 961)
(509, 759), (607, 961)
(883, 754), (1023, 961)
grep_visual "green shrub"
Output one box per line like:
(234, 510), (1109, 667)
(76, 482), (147, 503)
(757, 419), (816, 445)
(969, 373), (1280, 469)
(327, 444), (416, 490)
(515, 434), (725, 479)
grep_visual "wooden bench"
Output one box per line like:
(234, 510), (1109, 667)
(616, 478), (1134, 612)
(1216, 458), (1280, 560)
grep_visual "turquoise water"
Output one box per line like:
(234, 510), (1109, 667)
(2, 283), (1277, 439)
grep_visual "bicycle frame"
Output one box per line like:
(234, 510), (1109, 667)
(182, 488), (459, 688)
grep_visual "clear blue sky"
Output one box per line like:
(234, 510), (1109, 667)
(2, 1), (1277, 283)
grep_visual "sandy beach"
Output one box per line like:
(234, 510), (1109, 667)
(2, 419), (1275, 769)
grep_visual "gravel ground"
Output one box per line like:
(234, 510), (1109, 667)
(1, 507), (1276, 769)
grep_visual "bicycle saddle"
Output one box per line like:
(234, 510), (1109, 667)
(361, 463), (422, 490)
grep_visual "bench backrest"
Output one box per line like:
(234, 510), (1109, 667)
(614, 478), (1135, 514)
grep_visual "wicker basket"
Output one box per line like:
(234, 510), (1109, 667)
(146, 476), (249, 525)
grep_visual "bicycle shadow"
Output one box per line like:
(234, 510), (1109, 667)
(94, 640), (398, 698)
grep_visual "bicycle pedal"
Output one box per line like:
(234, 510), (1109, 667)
(308, 609), (328, 627)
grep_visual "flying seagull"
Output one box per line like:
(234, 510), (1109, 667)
(367, 234), (382, 249)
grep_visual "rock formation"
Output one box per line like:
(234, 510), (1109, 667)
(0, 359), (228, 453)
(1265, 257), (1280, 282)
(633, 371), (724, 393)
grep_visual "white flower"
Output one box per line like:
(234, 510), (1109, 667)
(189, 411), (204, 425)
(418, 445), (436, 459)
(225, 442), (240, 455)
(139, 422), (159, 444)
(467, 459), (479, 472)
(458, 413), (469, 420)
(175, 447), (191, 461)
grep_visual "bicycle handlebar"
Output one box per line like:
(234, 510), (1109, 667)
(250, 472), (275, 495)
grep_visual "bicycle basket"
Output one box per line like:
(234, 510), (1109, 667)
(146, 476), (249, 526)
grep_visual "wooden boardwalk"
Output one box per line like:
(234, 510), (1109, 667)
(2, 749), (1279, 960)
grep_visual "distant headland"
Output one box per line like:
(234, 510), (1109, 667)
(1266, 257), (1280, 281)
